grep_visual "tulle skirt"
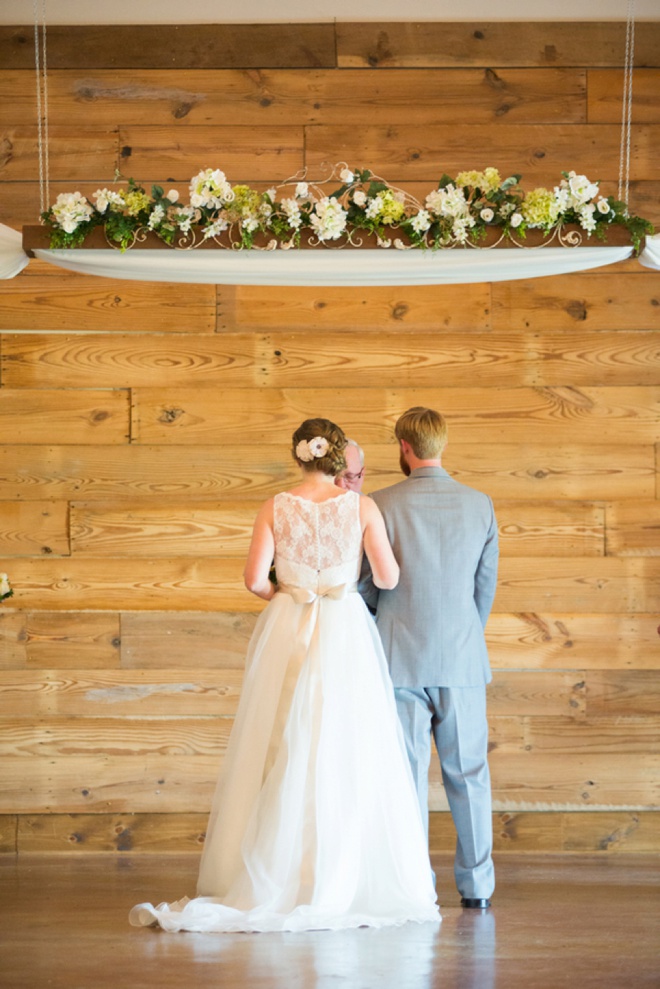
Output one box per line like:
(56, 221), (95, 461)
(129, 591), (440, 933)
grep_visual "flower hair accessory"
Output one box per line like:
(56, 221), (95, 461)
(296, 437), (329, 462)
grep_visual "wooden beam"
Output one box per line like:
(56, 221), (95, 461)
(0, 24), (337, 70)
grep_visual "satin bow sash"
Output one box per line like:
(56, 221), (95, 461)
(277, 582), (357, 604)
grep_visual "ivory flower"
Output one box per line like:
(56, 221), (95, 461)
(281, 198), (302, 229)
(51, 192), (94, 233)
(308, 437), (329, 458)
(480, 208), (495, 222)
(93, 188), (125, 213)
(567, 172), (599, 205)
(189, 168), (234, 209)
(203, 217), (229, 239)
(295, 182), (309, 199)
(295, 437), (329, 462)
(309, 197), (347, 241)
(147, 204), (166, 229)
(410, 209), (432, 233)
(174, 206), (197, 233)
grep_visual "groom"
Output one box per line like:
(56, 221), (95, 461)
(361, 406), (499, 909)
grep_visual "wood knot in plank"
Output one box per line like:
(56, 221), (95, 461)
(0, 136), (14, 168)
(518, 612), (553, 641)
(367, 31), (393, 66)
(158, 407), (185, 424)
(484, 68), (505, 89)
(566, 300), (588, 321)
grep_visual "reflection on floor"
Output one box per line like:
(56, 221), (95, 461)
(1, 852), (658, 989)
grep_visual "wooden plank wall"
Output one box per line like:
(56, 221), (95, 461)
(0, 21), (659, 856)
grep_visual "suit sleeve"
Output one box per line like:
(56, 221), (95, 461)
(474, 496), (499, 627)
(357, 493), (380, 612)
(358, 552), (379, 612)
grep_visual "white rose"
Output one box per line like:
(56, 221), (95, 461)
(93, 190), (110, 213)
(166, 190), (179, 203)
(353, 190), (367, 207)
(295, 182), (309, 199)
(480, 208), (494, 222)
(339, 168), (354, 183)
(597, 198), (611, 215)
(568, 173), (599, 205)
(510, 213), (523, 228)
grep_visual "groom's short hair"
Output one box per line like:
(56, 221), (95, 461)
(395, 406), (448, 459)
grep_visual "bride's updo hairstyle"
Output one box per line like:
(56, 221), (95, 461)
(291, 418), (348, 476)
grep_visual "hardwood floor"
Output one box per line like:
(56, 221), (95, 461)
(0, 852), (658, 989)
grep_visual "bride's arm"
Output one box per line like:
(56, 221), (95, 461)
(243, 498), (276, 600)
(360, 497), (399, 590)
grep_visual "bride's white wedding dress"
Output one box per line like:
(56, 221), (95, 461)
(129, 490), (440, 932)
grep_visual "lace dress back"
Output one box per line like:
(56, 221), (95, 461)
(129, 486), (439, 933)
(273, 490), (362, 591)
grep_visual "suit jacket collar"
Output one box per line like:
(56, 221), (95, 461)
(409, 466), (450, 480)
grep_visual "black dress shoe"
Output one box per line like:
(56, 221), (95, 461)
(461, 897), (491, 909)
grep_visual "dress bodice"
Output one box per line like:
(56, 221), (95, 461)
(273, 490), (363, 591)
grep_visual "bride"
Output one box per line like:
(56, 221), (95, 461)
(130, 418), (440, 933)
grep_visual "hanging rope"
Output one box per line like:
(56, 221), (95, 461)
(617, 0), (636, 211)
(33, 0), (50, 218)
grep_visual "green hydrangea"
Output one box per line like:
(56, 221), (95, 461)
(124, 190), (151, 216)
(522, 188), (561, 229)
(378, 190), (406, 225)
(455, 168), (501, 194)
(232, 185), (263, 217)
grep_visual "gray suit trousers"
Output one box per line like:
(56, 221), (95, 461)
(394, 685), (495, 901)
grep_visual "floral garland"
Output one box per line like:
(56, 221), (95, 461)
(41, 164), (653, 253)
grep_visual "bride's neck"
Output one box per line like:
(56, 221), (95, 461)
(297, 470), (336, 488)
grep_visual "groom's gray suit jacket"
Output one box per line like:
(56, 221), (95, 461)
(363, 466), (499, 688)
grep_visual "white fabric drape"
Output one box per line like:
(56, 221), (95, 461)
(5, 220), (659, 283)
(0, 224), (29, 279)
(29, 243), (634, 285)
(638, 233), (660, 272)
